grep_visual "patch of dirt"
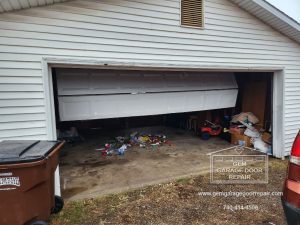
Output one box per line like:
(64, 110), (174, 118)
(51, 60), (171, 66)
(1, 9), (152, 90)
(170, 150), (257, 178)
(51, 158), (288, 225)
(62, 187), (88, 199)
(78, 160), (112, 167)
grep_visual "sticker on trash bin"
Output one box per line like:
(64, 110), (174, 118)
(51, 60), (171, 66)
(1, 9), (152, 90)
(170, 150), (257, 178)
(0, 176), (20, 187)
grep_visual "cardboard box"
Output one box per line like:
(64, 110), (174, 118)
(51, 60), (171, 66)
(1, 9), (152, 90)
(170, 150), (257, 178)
(231, 133), (252, 147)
(229, 127), (245, 135)
(262, 132), (272, 144)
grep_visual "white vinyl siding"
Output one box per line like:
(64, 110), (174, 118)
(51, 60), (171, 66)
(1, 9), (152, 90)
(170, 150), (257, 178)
(0, 0), (69, 13)
(0, 0), (299, 155)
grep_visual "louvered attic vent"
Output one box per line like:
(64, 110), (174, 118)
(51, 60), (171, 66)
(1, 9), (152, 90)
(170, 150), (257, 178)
(181, 0), (204, 28)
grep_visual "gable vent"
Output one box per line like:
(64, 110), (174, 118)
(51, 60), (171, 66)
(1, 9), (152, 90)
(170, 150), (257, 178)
(181, 0), (204, 28)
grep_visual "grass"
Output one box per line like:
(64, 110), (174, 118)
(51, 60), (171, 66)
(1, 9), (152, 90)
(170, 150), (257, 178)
(51, 158), (288, 225)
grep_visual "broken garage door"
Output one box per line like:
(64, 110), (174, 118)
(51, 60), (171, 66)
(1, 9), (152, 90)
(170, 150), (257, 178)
(56, 69), (238, 121)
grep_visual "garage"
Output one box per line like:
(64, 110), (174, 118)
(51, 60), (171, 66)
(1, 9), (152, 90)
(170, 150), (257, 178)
(50, 67), (273, 200)
(1, 0), (299, 202)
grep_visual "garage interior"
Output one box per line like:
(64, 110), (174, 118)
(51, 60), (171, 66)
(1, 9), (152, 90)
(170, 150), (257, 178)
(51, 68), (273, 200)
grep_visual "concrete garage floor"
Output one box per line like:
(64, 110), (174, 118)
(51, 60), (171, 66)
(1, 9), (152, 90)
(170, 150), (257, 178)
(59, 126), (233, 200)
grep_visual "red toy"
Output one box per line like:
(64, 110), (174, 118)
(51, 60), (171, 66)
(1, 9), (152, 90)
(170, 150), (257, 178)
(200, 120), (222, 140)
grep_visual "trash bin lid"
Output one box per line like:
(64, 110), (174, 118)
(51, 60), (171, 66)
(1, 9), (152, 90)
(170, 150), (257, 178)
(0, 140), (60, 164)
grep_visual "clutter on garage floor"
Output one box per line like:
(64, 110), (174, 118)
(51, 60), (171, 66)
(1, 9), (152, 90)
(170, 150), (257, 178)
(231, 132), (252, 147)
(200, 120), (223, 140)
(59, 126), (235, 200)
(262, 132), (272, 144)
(229, 112), (272, 154)
(57, 127), (83, 142)
(95, 132), (169, 157)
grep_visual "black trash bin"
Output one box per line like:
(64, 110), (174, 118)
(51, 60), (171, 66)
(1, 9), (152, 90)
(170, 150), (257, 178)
(0, 140), (64, 225)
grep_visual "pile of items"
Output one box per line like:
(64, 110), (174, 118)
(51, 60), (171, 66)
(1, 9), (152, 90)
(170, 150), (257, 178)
(97, 132), (168, 156)
(229, 112), (272, 154)
(57, 127), (83, 142)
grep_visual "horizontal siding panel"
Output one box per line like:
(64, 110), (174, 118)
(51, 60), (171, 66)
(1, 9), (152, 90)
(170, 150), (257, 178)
(285, 82), (300, 87)
(285, 91), (300, 97)
(286, 144), (293, 149)
(42, 3), (283, 35)
(60, 1), (178, 20)
(0, 84), (43, 92)
(284, 124), (299, 135)
(0, 92), (44, 99)
(286, 79), (300, 83)
(46, 5), (178, 25)
(286, 115), (300, 121)
(285, 142), (293, 149)
(286, 118), (300, 124)
(286, 99), (300, 105)
(285, 133), (298, 140)
(85, 0), (180, 11)
(1, 30), (300, 57)
(1, 21), (299, 52)
(0, 113), (46, 122)
(0, 76), (43, 84)
(286, 129), (300, 136)
(286, 104), (300, 110)
(285, 87), (300, 92)
(0, 106), (45, 114)
(6, 10), (293, 43)
(0, 68), (42, 76)
(1, 40), (300, 62)
(1, 134), (47, 140)
(0, 120), (46, 130)
(285, 138), (297, 146)
(54, 4), (264, 30)
(82, 0), (178, 15)
(0, 61), (41, 69)
(0, 99), (45, 107)
(73, 0), (280, 30)
(1, 13), (297, 46)
(33, 4), (285, 42)
(0, 127), (46, 139)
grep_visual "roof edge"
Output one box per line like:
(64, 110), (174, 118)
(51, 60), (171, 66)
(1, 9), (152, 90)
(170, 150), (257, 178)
(230, 0), (300, 44)
(255, 0), (300, 30)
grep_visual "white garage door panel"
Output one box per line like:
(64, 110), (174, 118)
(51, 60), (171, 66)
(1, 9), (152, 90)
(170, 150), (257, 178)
(56, 69), (238, 96)
(56, 69), (238, 121)
(58, 89), (238, 121)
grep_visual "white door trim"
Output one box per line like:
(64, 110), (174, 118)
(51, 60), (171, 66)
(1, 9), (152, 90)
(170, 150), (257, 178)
(42, 57), (285, 158)
(272, 70), (285, 158)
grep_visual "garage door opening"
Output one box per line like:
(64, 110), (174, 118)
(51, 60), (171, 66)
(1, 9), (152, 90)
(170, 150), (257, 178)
(51, 68), (273, 200)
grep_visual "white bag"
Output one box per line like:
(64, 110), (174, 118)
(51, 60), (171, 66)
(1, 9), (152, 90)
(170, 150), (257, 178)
(252, 137), (271, 154)
(244, 127), (260, 138)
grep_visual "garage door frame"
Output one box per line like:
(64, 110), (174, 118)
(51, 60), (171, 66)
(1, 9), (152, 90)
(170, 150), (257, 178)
(42, 58), (285, 159)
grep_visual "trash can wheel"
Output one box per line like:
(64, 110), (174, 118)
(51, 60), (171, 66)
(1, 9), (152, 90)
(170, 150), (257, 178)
(30, 221), (48, 225)
(52, 195), (64, 214)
